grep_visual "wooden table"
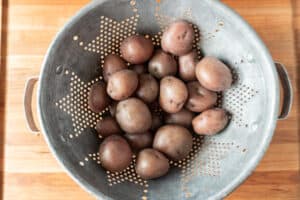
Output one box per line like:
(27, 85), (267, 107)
(1, 0), (299, 199)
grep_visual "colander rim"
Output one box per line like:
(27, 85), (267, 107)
(37, 0), (279, 199)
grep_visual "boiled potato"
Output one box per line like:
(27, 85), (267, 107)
(99, 135), (132, 172)
(124, 131), (153, 151)
(185, 81), (217, 112)
(136, 148), (170, 179)
(148, 49), (177, 79)
(151, 112), (163, 131)
(131, 64), (147, 75)
(120, 35), (154, 64)
(159, 76), (188, 113)
(153, 125), (193, 161)
(178, 50), (198, 81)
(95, 117), (122, 137)
(165, 108), (194, 127)
(107, 69), (138, 101)
(103, 54), (127, 82)
(109, 101), (118, 117)
(89, 82), (111, 113)
(192, 108), (229, 135)
(136, 74), (159, 103)
(161, 20), (195, 56)
(116, 98), (152, 134)
(195, 56), (232, 91)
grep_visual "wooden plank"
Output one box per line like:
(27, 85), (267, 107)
(2, 0), (299, 199)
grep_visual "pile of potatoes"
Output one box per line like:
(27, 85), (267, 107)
(89, 20), (232, 180)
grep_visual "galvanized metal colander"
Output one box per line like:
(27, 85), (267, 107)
(24, 0), (293, 199)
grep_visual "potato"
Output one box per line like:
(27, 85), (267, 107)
(131, 64), (147, 75)
(165, 108), (194, 127)
(95, 117), (122, 137)
(120, 35), (154, 64)
(136, 148), (170, 179)
(103, 54), (127, 82)
(99, 135), (132, 172)
(148, 49), (177, 79)
(185, 81), (217, 112)
(161, 20), (195, 56)
(116, 98), (152, 134)
(109, 101), (118, 117)
(151, 113), (163, 131)
(192, 108), (229, 135)
(107, 69), (138, 101)
(159, 76), (188, 113)
(153, 125), (193, 161)
(195, 56), (232, 91)
(179, 50), (198, 81)
(89, 82), (111, 113)
(124, 131), (153, 151)
(136, 74), (159, 103)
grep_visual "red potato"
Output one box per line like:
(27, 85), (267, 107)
(136, 74), (159, 103)
(99, 135), (132, 172)
(178, 50), (198, 81)
(120, 35), (154, 64)
(153, 125), (193, 161)
(151, 112), (163, 131)
(116, 98), (152, 134)
(148, 49), (177, 79)
(88, 82), (111, 113)
(103, 54), (127, 82)
(136, 149), (170, 179)
(192, 108), (229, 135)
(107, 69), (138, 101)
(185, 81), (217, 112)
(161, 20), (195, 56)
(124, 131), (153, 151)
(195, 56), (232, 92)
(165, 108), (194, 128)
(159, 76), (188, 113)
(95, 117), (122, 137)
(131, 64), (147, 75)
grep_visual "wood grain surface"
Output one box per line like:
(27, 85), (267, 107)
(1, 0), (299, 199)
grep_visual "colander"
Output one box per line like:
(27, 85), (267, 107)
(23, 0), (293, 199)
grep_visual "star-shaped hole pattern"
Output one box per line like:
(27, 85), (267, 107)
(55, 70), (107, 137)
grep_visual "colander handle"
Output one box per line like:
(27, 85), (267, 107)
(275, 62), (293, 120)
(24, 77), (40, 134)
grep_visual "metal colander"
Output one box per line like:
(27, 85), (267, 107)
(24, 0), (293, 199)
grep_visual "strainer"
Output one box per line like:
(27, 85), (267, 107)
(23, 0), (293, 199)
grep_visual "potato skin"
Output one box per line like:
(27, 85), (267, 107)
(109, 101), (118, 117)
(159, 76), (188, 113)
(136, 148), (170, 179)
(185, 81), (217, 112)
(131, 64), (147, 75)
(195, 56), (232, 91)
(89, 82), (111, 113)
(99, 135), (132, 172)
(95, 117), (122, 137)
(178, 50), (198, 81)
(124, 131), (153, 151)
(153, 125), (193, 161)
(116, 98), (152, 134)
(161, 20), (195, 56)
(107, 70), (138, 101)
(136, 74), (159, 103)
(120, 35), (154, 64)
(151, 112), (163, 131)
(192, 108), (229, 135)
(148, 50), (177, 79)
(103, 54), (127, 82)
(164, 108), (194, 128)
